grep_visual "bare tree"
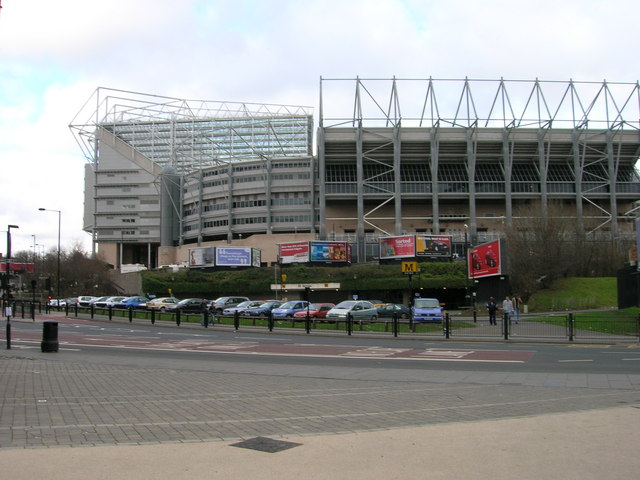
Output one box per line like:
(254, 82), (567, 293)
(505, 200), (630, 299)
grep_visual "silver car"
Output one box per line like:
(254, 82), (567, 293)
(326, 300), (378, 321)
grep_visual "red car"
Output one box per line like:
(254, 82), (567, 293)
(485, 248), (497, 267)
(292, 303), (335, 319)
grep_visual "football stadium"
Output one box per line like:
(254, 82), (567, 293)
(69, 78), (640, 269)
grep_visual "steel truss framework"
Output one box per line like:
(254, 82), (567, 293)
(70, 87), (314, 172)
(318, 77), (640, 254)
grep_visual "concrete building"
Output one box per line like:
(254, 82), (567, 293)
(70, 79), (640, 269)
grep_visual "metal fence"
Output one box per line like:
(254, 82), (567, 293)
(8, 300), (639, 343)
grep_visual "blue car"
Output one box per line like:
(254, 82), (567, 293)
(271, 300), (310, 319)
(114, 296), (150, 310)
(245, 301), (282, 317)
(411, 298), (443, 323)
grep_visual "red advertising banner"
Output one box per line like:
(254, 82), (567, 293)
(415, 235), (452, 258)
(278, 242), (310, 264)
(379, 236), (416, 259)
(0, 263), (35, 273)
(467, 240), (502, 279)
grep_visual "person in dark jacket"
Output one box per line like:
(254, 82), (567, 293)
(486, 297), (498, 325)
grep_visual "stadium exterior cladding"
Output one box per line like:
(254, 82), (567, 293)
(70, 80), (640, 268)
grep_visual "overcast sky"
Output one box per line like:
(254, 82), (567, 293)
(1, 0), (638, 256)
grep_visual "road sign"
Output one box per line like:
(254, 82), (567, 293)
(401, 261), (419, 274)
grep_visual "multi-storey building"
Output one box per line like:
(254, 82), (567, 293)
(70, 79), (640, 269)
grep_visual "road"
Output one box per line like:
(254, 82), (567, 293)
(2, 312), (639, 451)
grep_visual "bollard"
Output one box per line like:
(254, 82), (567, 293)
(90, 304), (95, 319)
(305, 311), (311, 334)
(392, 312), (398, 337)
(568, 313), (574, 341)
(150, 309), (155, 325)
(176, 310), (181, 326)
(444, 312), (450, 339)
(108, 305), (113, 321)
(128, 308), (133, 323)
(41, 321), (59, 352)
(267, 311), (273, 332)
(234, 310), (240, 331)
(503, 312), (509, 340)
(347, 312), (352, 336)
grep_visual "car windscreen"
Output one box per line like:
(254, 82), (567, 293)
(414, 299), (440, 308)
(334, 301), (356, 309)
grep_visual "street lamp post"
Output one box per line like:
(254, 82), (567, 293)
(5, 224), (19, 349)
(38, 208), (61, 302)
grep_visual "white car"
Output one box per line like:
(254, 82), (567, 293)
(326, 300), (378, 322)
(222, 300), (264, 316)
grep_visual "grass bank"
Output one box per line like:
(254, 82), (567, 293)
(527, 277), (617, 312)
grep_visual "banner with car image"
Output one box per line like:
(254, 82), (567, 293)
(467, 239), (503, 278)
(415, 235), (452, 258)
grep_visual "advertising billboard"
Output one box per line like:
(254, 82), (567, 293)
(215, 247), (253, 266)
(415, 235), (452, 258)
(309, 241), (350, 263)
(278, 241), (310, 264)
(0, 263), (35, 273)
(379, 235), (415, 260)
(467, 239), (503, 279)
(188, 247), (215, 267)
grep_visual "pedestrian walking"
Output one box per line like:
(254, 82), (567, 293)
(200, 299), (213, 327)
(513, 294), (522, 324)
(486, 297), (498, 325)
(502, 296), (514, 325)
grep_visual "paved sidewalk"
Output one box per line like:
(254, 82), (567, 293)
(2, 406), (639, 480)
(1, 316), (639, 479)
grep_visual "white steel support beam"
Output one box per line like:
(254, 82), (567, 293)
(430, 126), (439, 234)
(393, 125), (402, 235)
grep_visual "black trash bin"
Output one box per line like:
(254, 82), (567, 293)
(41, 321), (59, 352)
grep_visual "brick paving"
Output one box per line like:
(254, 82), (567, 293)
(1, 349), (639, 450)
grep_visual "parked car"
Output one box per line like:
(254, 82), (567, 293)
(411, 298), (443, 323)
(271, 300), (310, 319)
(326, 300), (378, 322)
(145, 297), (179, 311)
(292, 303), (335, 319)
(245, 301), (283, 317)
(77, 296), (96, 307)
(114, 296), (150, 310)
(166, 298), (209, 314)
(375, 303), (410, 319)
(221, 300), (265, 316)
(209, 296), (250, 314)
(95, 296), (126, 308)
(88, 296), (111, 306)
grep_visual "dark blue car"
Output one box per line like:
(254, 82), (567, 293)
(245, 301), (282, 317)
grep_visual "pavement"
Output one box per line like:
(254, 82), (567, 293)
(1, 313), (640, 479)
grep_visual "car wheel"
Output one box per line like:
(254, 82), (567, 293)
(370, 315), (377, 321)
(401, 313), (409, 319)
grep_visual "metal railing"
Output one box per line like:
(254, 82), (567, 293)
(17, 301), (640, 343)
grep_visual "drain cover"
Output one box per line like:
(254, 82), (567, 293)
(230, 437), (302, 453)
